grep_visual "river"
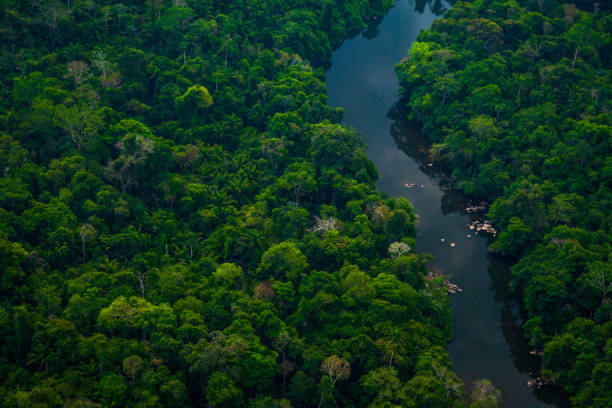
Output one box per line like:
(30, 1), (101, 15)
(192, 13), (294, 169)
(325, 1), (568, 407)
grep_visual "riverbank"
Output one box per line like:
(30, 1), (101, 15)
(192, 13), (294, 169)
(326, 1), (569, 406)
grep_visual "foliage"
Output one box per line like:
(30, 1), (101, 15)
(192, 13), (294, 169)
(396, 0), (612, 405)
(0, 0), (479, 407)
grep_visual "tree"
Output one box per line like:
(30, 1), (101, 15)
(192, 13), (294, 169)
(273, 330), (293, 394)
(310, 216), (337, 234)
(137, 270), (147, 298)
(205, 372), (243, 407)
(465, 18), (503, 53)
(434, 73), (461, 105)
(490, 217), (534, 256)
(262, 137), (288, 174)
(175, 85), (213, 111)
(341, 265), (375, 302)
(404, 372), (456, 408)
(257, 241), (309, 281)
(65, 61), (91, 85)
(468, 115), (499, 142)
(470, 379), (501, 408)
(14, 385), (63, 408)
(104, 124), (155, 192)
(0, 0), (485, 405)
(388, 242), (411, 260)
(361, 367), (406, 406)
(39, 1), (69, 48)
(319, 355), (350, 407)
(321, 355), (350, 385)
(213, 263), (244, 289)
(254, 281), (276, 300)
(79, 223), (97, 261)
(92, 49), (110, 80)
(0, 237), (28, 293)
(99, 373), (127, 407)
(585, 264), (612, 305)
(122, 355), (144, 381)
(160, 378), (188, 408)
(564, 15), (610, 71)
(310, 124), (366, 174)
(277, 162), (316, 206)
(55, 98), (102, 150)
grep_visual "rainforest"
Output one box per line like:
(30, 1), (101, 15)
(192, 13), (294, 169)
(0, 0), (609, 407)
(395, 0), (611, 406)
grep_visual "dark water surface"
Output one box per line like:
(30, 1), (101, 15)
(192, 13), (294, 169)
(325, 1), (568, 407)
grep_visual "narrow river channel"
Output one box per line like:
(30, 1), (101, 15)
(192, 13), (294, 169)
(325, 1), (568, 407)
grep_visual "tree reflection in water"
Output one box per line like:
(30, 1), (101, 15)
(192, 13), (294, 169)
(388, 96), (571, 408)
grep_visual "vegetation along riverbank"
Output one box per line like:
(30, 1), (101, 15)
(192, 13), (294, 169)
(396, 1), (611, 406)
(0, 0), (497, 407)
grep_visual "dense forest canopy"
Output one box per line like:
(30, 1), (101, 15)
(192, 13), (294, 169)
(396, 0), (611, 406)
(0, 0), (498, 407)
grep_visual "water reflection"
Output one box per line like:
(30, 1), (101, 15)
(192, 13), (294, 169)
(388, 99), (570, 407)
(388, 101), (466, 215)
(362, 15), (384, 39)
(414, 0), (449, 15)
(364, 0), (448, 39)
(326, 0), (568, 405)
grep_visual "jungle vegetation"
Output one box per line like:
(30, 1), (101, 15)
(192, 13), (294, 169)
(0, 0), (497, 407)
(396, 0), (611, 406)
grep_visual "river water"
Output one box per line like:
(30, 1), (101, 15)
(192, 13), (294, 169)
(325, 1), (568, 407)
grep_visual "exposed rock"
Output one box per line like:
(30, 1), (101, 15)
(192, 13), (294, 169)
(526, 377), (550, 389)
(425, 271), (462, 294)
(467, 219), (497, 236)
